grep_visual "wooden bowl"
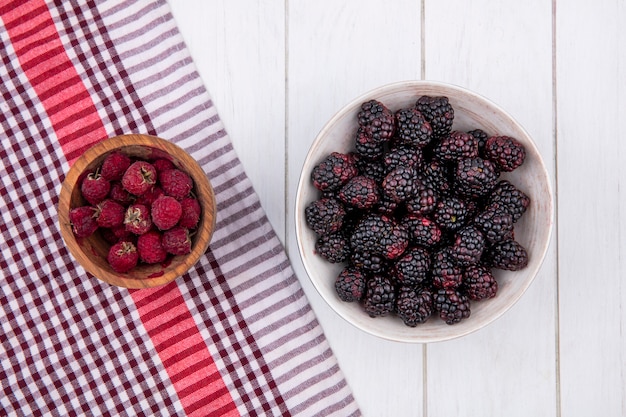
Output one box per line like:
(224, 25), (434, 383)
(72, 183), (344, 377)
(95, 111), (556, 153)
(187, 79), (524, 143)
(58, 134), (216, 289)
(295, 81), (554, 343)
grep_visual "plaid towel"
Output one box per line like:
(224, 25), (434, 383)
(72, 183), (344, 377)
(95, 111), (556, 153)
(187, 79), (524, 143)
(0, 1), (360, 415)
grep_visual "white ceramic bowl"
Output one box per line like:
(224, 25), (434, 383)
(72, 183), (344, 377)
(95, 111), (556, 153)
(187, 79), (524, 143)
(295, 80), (553, 343)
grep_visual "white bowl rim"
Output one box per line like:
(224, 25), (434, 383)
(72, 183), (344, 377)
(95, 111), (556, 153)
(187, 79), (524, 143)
(295, 80), (554, 343)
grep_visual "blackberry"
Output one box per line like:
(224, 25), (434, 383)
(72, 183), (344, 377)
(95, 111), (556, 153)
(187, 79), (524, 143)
(357, 100), (395, 143)
(363, 275), (396, 317)
(405, 178), (438, 215)
(394, 107), (433, 148)
(421, 159), (453, 196)
(433, 197), (468, 231)
(312, 152), (358, 192)
(382, 166), (419, 203)
(402, 214), (442, 248)
(392, 247), (431, 287)
(467, 128), (489, 157)
(484, 135), (526, 172)
(305, 197), (346, 236)
(463, 264), (498, 300)
(356, 157), (386, 184)
(415, 96), (454, 139)
(448, 225), (486, 266)
(473, 207), (514, 243)
(453, 157), (499, 198)
(431, 249), (463, 289)
(434, 288), (471, 325)
(383, 144), (424, 172)
(355, 127), (386, 160)
(338, 176), (380, 209)
(433, 131), (479, 162)
(351, 213), (409, 260)
(487, 180), (530, 222)
(376, 196), (400, 216)
(485, 239), (529, 271)
(351, 251), (387, 274)
(396, 286), (434, 326)
(315, 232), (350, 263)
(335, 267), (367, 302)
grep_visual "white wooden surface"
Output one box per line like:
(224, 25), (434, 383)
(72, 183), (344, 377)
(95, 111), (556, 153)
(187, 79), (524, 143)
(168, 1), (626, 416)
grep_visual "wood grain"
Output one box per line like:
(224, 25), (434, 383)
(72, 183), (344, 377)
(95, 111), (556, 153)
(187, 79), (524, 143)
(556, 1), (626, 415)
(58, 134), (216, 289)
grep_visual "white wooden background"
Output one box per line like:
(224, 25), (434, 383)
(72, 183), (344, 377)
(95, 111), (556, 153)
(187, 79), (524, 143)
(168, 1), (626, 416)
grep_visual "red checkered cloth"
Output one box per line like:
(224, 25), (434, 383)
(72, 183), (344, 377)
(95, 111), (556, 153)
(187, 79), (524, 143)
(0, 1), (360, 415)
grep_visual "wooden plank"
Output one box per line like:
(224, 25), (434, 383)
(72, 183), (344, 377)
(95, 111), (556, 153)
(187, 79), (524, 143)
(168, 0), (287, 240)
(423, 1), (558, 416)
(556, 1), (626, 415)
(285, 1), (423, 416)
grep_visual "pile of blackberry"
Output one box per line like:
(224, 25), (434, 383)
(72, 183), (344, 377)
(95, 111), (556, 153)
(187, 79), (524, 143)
(305, 97), (530, 326)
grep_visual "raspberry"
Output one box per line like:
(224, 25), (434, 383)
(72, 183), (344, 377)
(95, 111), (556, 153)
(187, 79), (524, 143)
(431, 249), (463, 289)
(179, 197), (202, 229)
(382, 166), (419, 203)
(415, 96), (454, 138)
(355, 127), (385, 160)
(100, 152), (131, 181)
(383, 144), (423, 172)
(311, 152), (358, 192)
(102, 224), (133, 244)
(122, 161), (157, 196)
(434, 288), (471, 325)
(485, 239), (529, 271)
(433, 196), (468, 231)
(152, 158), (175, 173)
(463, 264), (498, 300)
(448, 225), (486, 266)
(95, 199), (125, 228)
(107, 241), (139, 273)
(394, 107), (432, 148)
(69, 206), (98, 238)
(305, 198), (346, 235)
(151, 195), (182, 230)
(453, 157), (499, 198)
(137, 230), (168, 264)
(433, 131), (479, 162)
(335, 267), (367, 302)
(357, 100), (395, 143)
(159, 169), (193, 200)
(473, 207), (514, 243)
(392, 247), (431, 287)
(162, 226), (192, 256)
(350, 213), (409, 260)
(402, 214), (442, 248)
(108, 181), (134, 205)
(81, 171), (110, 205)
(315, 232), (350, 263)
(363, 275), (396, 317)
(351, 251), (387, 274)
(396, 286), (434, 326)
(338, 176), (381, 209)
(124, 204), (152, 235)
(134, 186), (164, 208)
(484, 135), (526, 172)
(487, 180), (530, 223)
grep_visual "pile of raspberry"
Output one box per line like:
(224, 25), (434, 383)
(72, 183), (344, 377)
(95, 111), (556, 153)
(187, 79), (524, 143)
(69, 151), (201, 274)
(305, 96), (530, 326)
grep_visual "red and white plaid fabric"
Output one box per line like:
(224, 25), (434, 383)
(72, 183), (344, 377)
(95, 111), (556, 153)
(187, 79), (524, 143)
(0, 1), (360, 415)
